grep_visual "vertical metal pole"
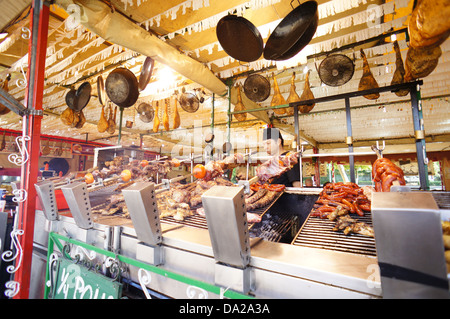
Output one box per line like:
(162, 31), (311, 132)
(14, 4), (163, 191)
(345, 97), (355, 183)
(293, 104), (302, 187)
(410, 84), (429, 190)
(14, 0), (49, 299)
(227, 85), (231, 143)
(211, 93), (215, 133)
(118, 107), (124, 145)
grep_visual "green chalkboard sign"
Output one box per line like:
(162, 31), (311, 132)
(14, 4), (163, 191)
(51, 258), (122, 299)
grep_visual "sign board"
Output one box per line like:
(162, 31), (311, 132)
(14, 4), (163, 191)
(71, 143), (96, 156)
(51, 258), (122, 299)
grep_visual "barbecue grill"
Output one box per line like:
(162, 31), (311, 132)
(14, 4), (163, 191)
(34, 174), (450, 299)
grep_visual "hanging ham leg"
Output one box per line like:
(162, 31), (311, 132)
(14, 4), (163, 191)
(358, 49), (380, 100)
(299, 70), (315, 113)
(153, 101), (160, 133)
(98, 105), (109, 133)
(271, 73), (286, 115)
(233, 84), (247, 121)
(172, 96), (180, 129)
(391, 40), (409, 97)
(286, 72), (300, 116)
(163, 98), (170, 131)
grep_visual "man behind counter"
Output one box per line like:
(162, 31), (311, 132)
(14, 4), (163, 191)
(262, 127), (301, 188)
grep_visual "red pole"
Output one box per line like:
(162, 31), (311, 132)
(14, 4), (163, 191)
(13, 0), (49, 299)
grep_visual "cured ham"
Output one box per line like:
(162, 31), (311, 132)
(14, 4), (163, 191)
(270, 73), (286, 115)
(233, 85), (247, 122)
(298, 70), (315, 113)
(358, 49), (380, 100)
(97, 105), (109, 133)
(153, 101), (160, 133)
(163, 98), (170, 131)
(172, 96), (180, 129)
(391, 40), (409, 97)
(286, 72), (300, 116)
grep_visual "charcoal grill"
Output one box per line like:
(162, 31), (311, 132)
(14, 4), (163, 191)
(291, 214), (377, 256)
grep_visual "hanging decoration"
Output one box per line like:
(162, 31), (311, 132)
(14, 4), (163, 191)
(2, 207), (24, 298)
(8, 135), (30, 166)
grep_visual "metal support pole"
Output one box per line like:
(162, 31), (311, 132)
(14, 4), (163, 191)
(14, 0), (49, 299)
(344, 97), (355, 183)
(227, 85), (231, 143)
(293, 105), (303, 187)
(118, 107), (124, 145)
(410, 84), (429, 190)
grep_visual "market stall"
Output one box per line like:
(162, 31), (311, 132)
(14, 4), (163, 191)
(0, 0), (449, 299)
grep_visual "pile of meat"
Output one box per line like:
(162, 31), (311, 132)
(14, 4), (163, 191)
(311, 182), (372, 219)
(256, 151), (299, 183)
(372, 157), (405, 192)
(310, 182), (374, 237)
(92, 193), (129, 218)
(157, 177), (235, 221)
(87, 155), (179, 183)
(156, 177), (275, 223)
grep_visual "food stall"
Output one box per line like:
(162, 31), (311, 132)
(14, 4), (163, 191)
(0, 0), (449, 300)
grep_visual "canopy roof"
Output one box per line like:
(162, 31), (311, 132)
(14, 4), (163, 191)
(0, 0), (448, 156)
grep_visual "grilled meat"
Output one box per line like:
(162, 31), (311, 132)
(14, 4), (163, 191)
(256, 152), (298, 183)
(332, 215), (374, 237)
(246, 191), (278, 211)
(327, 205), (349, 221)
(245, 188), (268, 205)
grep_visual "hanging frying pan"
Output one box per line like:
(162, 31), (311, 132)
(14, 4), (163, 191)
(243, 74), (271, 102)
(178, 91), (200, 113)
(97, 75), (107, 106)
(205, 132), (214, 143)
(139, 56), (155, 92)
(65, 88), (76, 110)
(136, 102), (154, 123)
(222, 141), (232, 153)
(216, 15), (263, 62)
(264, 0), (318, 61)
(72, 81), (92, 112)
(105, 68), (140, 108)
(318, 54), (355, 87)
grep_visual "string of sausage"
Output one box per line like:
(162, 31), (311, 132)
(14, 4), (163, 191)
(311, 182), (371, 219)
(372, 158), (405, 192)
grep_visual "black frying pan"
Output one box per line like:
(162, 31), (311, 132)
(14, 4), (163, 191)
(105, 68), (139, 108)
(264, 0), (318, 61)
(97, 75), (107, 106)
(73, 82), (92, 112)
(139, 56), (154, 92)
(216, 15), (263, 62)
(65, 88), (76, 110)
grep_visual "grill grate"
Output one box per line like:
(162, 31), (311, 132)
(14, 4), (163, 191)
(292, 214), (377, 256)
(160, 192), (283, 230)
(431, 192), (450, 210)
(250, 211), (300, 243)
(90, 189), (283, 231)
